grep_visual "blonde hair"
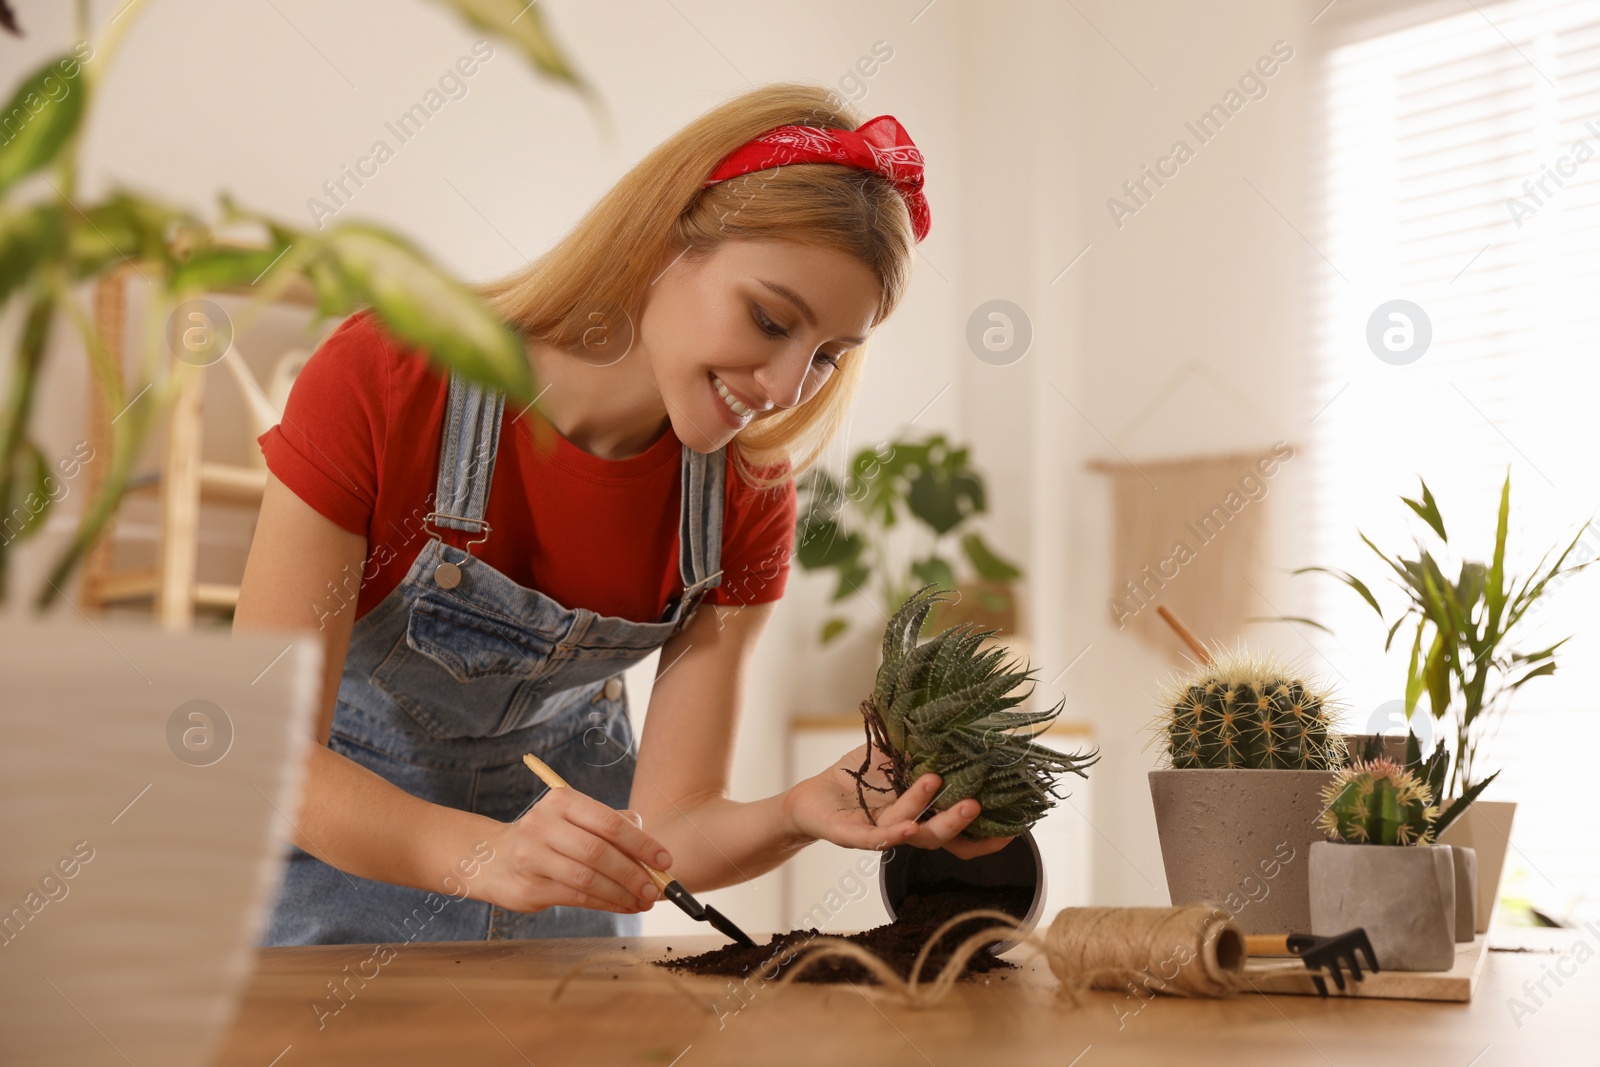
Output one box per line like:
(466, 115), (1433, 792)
(470, 83), (919, 489)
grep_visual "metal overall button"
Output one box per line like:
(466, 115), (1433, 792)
(425, 512), (492, 589)
(590, 676), (624, 703)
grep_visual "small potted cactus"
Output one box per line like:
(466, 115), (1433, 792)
(1147, 646), (1347, 935)
(1309, 757), (1457, 971)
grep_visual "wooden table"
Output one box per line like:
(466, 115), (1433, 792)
(216, 926), (1598, 1066)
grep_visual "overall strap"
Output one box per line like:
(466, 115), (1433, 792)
(667, 444), (726, 620)
(430, 372), (505, 532)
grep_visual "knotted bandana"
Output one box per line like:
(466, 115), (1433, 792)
(701, 114), (931, 242)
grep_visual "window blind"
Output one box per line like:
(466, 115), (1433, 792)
(1309, 0), (1600, 925)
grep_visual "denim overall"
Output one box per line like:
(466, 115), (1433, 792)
(262, 372), (725, 945)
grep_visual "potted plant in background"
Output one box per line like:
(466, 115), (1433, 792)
(1146, 645), (1348, 935)
(852, 585), (1098, 953)
(1291, 472), (1592, 932)
(1309, 757), (1456, 970)
(794, 433), (1023, 646)
(1352, 729), (1477, 943)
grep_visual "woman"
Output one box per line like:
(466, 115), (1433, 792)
(237, 83), (1010, 946)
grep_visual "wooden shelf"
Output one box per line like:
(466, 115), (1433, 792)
(125, 462), (267, 506)
(86, 568), (239, 609)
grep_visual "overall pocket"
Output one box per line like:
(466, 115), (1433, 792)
(372, 596), (563, 741)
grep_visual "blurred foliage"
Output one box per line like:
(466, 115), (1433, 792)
(1285, 472), (1592, 804)
(0, 0), (595, 604)
(794, 432), (1022, 645)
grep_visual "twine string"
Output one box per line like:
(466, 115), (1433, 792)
(540, 903), (1309, 1011)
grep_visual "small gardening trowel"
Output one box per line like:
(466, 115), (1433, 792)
(522, 753), (757, 948)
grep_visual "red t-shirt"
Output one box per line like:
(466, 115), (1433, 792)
(258, 309), (796, 624)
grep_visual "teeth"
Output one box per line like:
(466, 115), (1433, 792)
(712, 374), (753, 418)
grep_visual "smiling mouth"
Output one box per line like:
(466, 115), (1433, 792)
(710, 372), (756, 421)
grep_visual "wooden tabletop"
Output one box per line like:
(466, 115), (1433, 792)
(216, 926), (1597, 1066)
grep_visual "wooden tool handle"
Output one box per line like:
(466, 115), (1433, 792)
(1156, 605), (1213, 665)
(1244, 934), (1292, 957)
(522, 753), (674, 885)
(522, 753), (572, 790)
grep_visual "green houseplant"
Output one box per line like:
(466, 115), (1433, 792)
(1309, 757), (1457, 969)
(1146, 644), (1348, 935)
(1289, 472), (1592, 932)
(794, 433), (1022, 645)
(858, 584), (1098, 954)
(0, 0), (596, 606)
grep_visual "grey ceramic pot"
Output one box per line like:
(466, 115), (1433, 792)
(878, 830), (1045, 954)
(1148, 768), (1339, 935)
(1308, 841), (1456, 971)
(1448, 845), (1478, 944)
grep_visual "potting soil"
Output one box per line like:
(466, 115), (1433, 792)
(657, 880), (1034, 985)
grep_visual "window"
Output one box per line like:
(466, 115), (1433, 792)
(1309, 0), (1600, 924)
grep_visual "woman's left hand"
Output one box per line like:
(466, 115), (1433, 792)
(784, 742), (1015, 860)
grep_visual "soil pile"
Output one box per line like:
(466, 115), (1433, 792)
(657, 880), (1033, 985)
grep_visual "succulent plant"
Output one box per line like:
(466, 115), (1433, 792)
(849, 584), (1099, 840)
(1317, 757), (1441, 845)
(1154, 646), (1346, 770)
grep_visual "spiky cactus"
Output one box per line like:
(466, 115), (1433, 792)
(849, 585), (1099, 840)
(1318, 757), (1440, 845)
(1155, 646), (1345, 770)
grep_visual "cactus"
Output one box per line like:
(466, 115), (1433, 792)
(1154, 646), (1345, 770)
(1317, 757), (1440, 845)
(851, 584), (1099, 840)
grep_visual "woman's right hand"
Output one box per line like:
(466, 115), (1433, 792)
(479, 789), (675, 915)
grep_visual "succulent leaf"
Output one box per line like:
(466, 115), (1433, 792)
(855, 584), (1099, 840)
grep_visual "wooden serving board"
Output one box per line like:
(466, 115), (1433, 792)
(1243, 935), (1488, 1002)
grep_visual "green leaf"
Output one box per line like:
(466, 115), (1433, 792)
(1292, 565), (1384, 618)
(5, 439), (54, 542)
(0, 202), (64, 306)
(1423, 628), (1451, 721)
(794, 518), (863, 570)
(315, 224), (533, 400)
(1384, 614), (1407, 653)
(1402, 477), (1448, 542)
(168, 240), (293, 296)
(427, 0), (591, 92)
(1507, 660), (1557, 690)
(819, 617), (849, 645)
(961, 531), (1022, 580)
(65, 190), (198, 279)
(1404, 624), (1425, 718)
(1435, 769), (1500, 837)
(1486, 470), (1511, 630)
(1245, 614), (1337, 634)
(831, 560), (870, 603)
(906, 464), (968, 534)
(910, 554), (957, 591)
(0, 54), (87, 195)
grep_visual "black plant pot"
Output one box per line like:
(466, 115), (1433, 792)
(877, 829), (1046, 954)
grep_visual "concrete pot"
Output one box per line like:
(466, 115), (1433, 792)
(879, 830), (1045, 954)
(1309, 841), (1456, 971)
(1148, 769), (1339, 935)
(1340, 733), (1410, 764)
(1436, 800), (1517, 934)
(1448, 845), (1478, 943)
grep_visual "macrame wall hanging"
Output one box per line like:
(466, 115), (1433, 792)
(1088, 443), (1295, 658)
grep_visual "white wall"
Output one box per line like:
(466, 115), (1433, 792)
(4, 0), (1325, 922)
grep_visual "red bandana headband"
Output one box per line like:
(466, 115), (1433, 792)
(701, 114), (931, 242)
